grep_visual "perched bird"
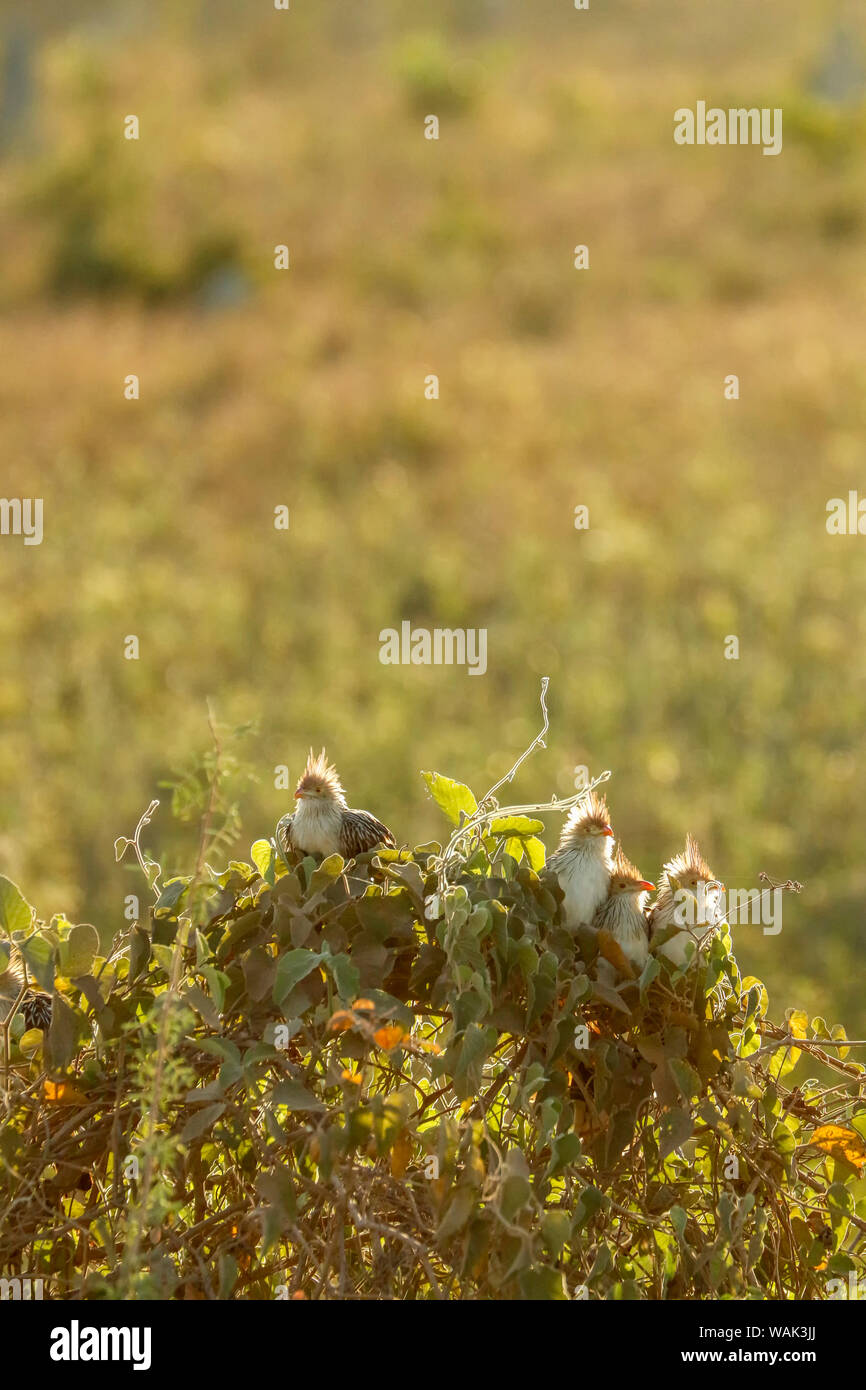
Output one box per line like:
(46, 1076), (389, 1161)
(0, 959), (52, 1031)
(546, 789), (615, 929)
(649, 834), (723, 969)
(592, 846), (655, 978)
(278, 749), (395, 859)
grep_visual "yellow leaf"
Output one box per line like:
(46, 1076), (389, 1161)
(808, 1125), (866, 1170)
(390, 1132), (412, 1178)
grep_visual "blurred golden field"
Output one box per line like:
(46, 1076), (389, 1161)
(1, 0), (865, 1027)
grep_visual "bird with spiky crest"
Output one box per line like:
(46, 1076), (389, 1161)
(592, 845), (655, 976)
(546, 788), (615, 930)
(277, 749), (395, 860)
(649, 833), (724, 969)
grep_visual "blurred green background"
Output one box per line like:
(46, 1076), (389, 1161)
(1, 0), (865, 1028)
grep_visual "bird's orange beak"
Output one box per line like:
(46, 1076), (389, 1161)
(639, 880), (655, 892)
(602, 826), (614, 837)
(294, 790), (303, 799)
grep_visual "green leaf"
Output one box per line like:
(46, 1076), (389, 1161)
(541, 1209), (571, 1258)
(488, 816), (544, 836)
(0, 876), (32, 936)
(831, 1023), (850, 1060)
(454, 1022), (495, 1095)
(201, 965), (229, 1014)
(518, 1265), (567, 1300)
(273, 1080), (325, 1112)
(670, 1205), (688, 1241)
(523, 837), (546, 872)
(0, 940), (9, 974)
(324, 952), (360, 1002)
(741, 976), (768, 1021)
(436, 1186), (476, 1243)
(546, 1132), (582, 1178)
(218, 1253), (238, 1299)
(768, 1042), (799, 1083)
(309, 854), (345, 889)
(183, 985), (221, 1030)
(58, 923), (99, 978)
(421, 771), (478, 826)
(658, 1107), (693, 1160)
(19, 932), (55, 992)
(273, 948), (322, 1005)
(47, 992), (80, 1069)
(639, 955), (660, 1000)
(153, 877), (189, 918)
(251, 839), (277, 886)
(181, 1102), (226, 1143)
(668, 1058), (702, 1102)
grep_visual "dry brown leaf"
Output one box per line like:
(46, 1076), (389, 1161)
(597, 929), (636, 980)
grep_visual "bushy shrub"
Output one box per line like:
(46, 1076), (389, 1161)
(1, 759), (864, 1300)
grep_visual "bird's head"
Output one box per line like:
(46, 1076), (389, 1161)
(294, 749), (346, 806)
(560, 789), (615, 847)
(664, 833), (723, 896)
(608, 846), (655, 899)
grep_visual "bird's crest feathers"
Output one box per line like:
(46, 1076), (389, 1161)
(559, 789), (611, 846)
(611, 844), (648, 886)
(663, 833), (714, 887)
(296, 748), (346, 801)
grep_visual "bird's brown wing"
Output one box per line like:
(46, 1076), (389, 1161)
(276, 813), (295, 854)
(339, 809), (395, 857)
(23, 991), (52, 1031)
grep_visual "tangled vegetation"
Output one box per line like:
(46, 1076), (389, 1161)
(1, 720), (865, 1301)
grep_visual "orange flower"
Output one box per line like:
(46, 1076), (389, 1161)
(327, 1010), (355, 1033)
(341, 1068), (362, 1085)
(373, 1024), (406, 1051)
(43, 1079), (87, 1105)
(351, 998), (376, 1012)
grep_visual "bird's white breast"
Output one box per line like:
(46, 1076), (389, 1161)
(292, 800), (343, 856)
(651, 887), (720, 967)
(598, 896), (649, 971)
(556, 845), (611, 928)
